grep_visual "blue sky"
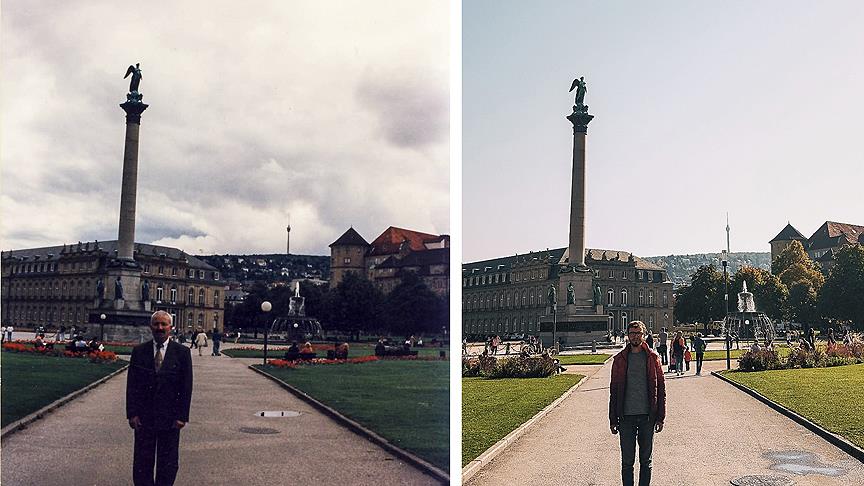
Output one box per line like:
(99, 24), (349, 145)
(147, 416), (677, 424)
(463, 1), (864, 261)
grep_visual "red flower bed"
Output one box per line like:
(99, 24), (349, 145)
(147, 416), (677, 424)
(2, 341), (118, 362)
(268, 355), (379, 368)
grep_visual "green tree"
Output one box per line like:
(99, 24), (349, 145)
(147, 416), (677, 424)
(327, 272), (384, 333)
(382, 271), (446, 336)
(773, 240), (824, 323)
(818, 245), (864, 330)
(731, 266), (787, 319)
(787, 281), (819, 324)
(673, 265), (726, 324)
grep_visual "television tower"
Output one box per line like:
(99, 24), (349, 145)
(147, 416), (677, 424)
(286, 224), (291, 254)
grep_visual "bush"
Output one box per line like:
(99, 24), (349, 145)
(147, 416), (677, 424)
(462, 354), (556, 378)
(785, 346), (826, 369)
(738, 349), (782, 371)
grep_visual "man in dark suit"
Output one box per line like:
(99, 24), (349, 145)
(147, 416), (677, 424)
(127, 310), (193, 486)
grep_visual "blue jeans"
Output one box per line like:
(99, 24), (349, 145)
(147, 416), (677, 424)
(619, 414), (655, 486)
(212, 341), (221, 356)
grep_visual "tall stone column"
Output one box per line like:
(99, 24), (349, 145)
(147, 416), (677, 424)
(117, 100), (148, 262)
(565, 109), (593, 268)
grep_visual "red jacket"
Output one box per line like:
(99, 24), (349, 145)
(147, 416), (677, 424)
(609, 342), (666, 426)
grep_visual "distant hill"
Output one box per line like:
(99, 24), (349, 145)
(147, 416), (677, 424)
(195, 253), (330, 286)
(642, 252), (771, 288)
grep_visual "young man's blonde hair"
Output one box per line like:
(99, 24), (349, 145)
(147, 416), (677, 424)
(628, 320), (647, 335)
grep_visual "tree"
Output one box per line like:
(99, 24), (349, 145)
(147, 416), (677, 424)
(772, 240), (824, 324)
(731, 266), (787, 320)
(382, 271), (446, 336)
(327, 272), (384, 334)
(673, 265), (726, 324)
(787, 281), (819, 325)
(818, 244), (864, 330)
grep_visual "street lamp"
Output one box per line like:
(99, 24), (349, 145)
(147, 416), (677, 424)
(100, 313), (107, 342)
(722, 250), (730, 370)
(261, 301), (272, 366)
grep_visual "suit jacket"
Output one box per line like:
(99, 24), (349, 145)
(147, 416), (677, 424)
(126, 339), (193, 429)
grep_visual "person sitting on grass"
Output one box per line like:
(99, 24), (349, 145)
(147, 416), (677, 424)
(299, 341), (315, 359)
(74, 335), (89, 352)
(34, 334), (48, 349)
(89, 337), (104, 352)
(284, 341), (300, 360)
(335, 342), (349, 359)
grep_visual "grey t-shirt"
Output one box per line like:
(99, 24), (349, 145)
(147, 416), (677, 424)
(623, 349), (650, 416)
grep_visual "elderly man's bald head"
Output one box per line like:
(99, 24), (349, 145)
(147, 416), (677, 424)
(150, 311), (173, 343)
(151, 310), (173, 325)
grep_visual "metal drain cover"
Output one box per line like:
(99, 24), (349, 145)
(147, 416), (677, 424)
(730, 475), (794, 486)
(239, 427), (280, 435)
(257, 410), (301, 417)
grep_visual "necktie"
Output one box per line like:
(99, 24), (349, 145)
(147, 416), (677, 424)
(155, 342), (164, 371)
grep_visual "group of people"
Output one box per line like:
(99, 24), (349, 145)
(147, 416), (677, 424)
(639, 327), (708, 376)
(181, 328), (222, 356)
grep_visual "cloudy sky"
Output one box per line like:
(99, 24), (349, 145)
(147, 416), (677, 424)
(464, 1), (864, 262)
(1, 0), (449, 256)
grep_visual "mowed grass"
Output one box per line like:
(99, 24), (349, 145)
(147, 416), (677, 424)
(1, 352), (127, 427)
(557, 354), (610, 365)
(462, 374), (583, 466)
(224, 344), (446, 359)
(723, 364), (864, 448)
(258, 360), (449, 472)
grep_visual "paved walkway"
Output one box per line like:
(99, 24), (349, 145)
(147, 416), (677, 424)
(1, 348), (440, 486)
(467, 359), (864, 485)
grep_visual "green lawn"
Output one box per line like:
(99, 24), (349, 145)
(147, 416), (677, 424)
(557, 354), (610, 365)
(1, 352), (127, 427)
(462, 374), (583, 466)
(225, 344), (446, 359)
(257, 360), (449, 472)
(722, 364), (864, 448)
(103, 345), (133, 355)
(701, 346), (791, 361)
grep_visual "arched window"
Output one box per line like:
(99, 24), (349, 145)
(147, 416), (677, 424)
(156, 284), (164, 302)
(187, 288), (194, 305)
(521, 290), (527, 307)
(199, 288), (206, 306)
(662, 291), (668, 307)
(197, 313), (204, 327)
(648, 314), (655, 330)
(621, 312), (628, 332)
(607, 288), (614, 306)
(529, 289), (535, 306)
(187, 313), (193, 328)
(213, 290), (220, 308)
(621, 289), (628, 306)
(170, 286), (177, 304)
(638, 289), (644, 306)
(648, 290), (655, 306)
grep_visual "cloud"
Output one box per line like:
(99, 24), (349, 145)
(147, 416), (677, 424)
(0, 0), (449, 255)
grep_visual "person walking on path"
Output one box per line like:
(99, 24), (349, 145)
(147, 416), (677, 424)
(692, 333), (707, 375)
(5, 325), (13, 342)
(645, 331), (654, 350)
(609, 320), (666, 486)
(211, 328), (222, 356)
(126, 310), (193, 486)
(671, 331), (685, 376)
(657, 328), (667, 365)
(194, 330), (208, 357)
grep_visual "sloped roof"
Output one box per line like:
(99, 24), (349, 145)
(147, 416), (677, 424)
(368, 226), (441, 256)
(1, 240), (216, 270)
(808, 221), (864, 250)
(377, 247), (449, 269)
(770, 223), (806, 243)
(329, 227), (369, 247)
(462, 247), (664, 272)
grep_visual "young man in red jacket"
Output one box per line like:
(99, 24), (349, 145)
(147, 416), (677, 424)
(609, 320), (666, 486)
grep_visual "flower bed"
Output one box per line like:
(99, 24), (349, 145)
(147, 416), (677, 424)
(2, 342), (118, 363)
(738, 341), (864, 371)
(463, 354), (556, 378)
(268, 355), (379, 368)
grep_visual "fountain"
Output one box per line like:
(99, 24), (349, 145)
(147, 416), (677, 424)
(724, 281), (775, 346)
(268, 282), (323, 342)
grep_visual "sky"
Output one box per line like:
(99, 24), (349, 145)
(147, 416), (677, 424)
(463, 1), (864, 262)
(1, 0), (449, 256)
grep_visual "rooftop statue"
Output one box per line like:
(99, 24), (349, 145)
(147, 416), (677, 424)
(124, 63), (143, 102)
(569, 76), (588, 112)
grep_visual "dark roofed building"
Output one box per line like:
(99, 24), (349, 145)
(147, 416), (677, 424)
(769, 221), (863, 271)
(1, 240), (226, 334)
(462, 246), (673, 339)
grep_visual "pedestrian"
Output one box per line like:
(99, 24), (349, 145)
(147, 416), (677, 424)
(657, 328), (668, 365)
(645, 331), (654, 350)
(609, 320), (666, 486)
(827, 328), (836, 351)
(693, 333), (706, 376)
(234, 328), (241, 344)
(194, 330), (208, 356)
(126, 311), (193, 486)
(671, 331), (685, 376)
(57, 325), (67, 342)
(6, 325), (13, 342)
(1, 325), (5, 344)
(211, 328), (222, 356)
(684, 346), (691, 372)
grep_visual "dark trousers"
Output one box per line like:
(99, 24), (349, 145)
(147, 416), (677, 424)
(212, 341), (221, 355)
(696, 352), (704, 374)
(619, 414), (655, 486)
(657, 345), (667, 364)
(133, 426), (181, 486)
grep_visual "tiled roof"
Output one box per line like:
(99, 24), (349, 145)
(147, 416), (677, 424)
(368, 226), (441, 256)
(1, 240), (216, 270)
(808, 221), (864, 250)
(329, 227), (370, 247)
(376, 248), (449, 269)
(770, 223), (806, 243)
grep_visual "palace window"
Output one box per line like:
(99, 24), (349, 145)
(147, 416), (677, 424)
(648, 290), (654, 306)
(199, 270), (205, 279)
(172, 266), (177, 276)
(638, 289), (644, 306)
(170, 287), (177, 304)
(199, 288), (206, 306)
(197, 313), (204, 327)
(187, 288), (194, 305)
(156, 285), (164, 302)
(158, 265), (164, 275)
(214, 290), (220, 308)
(622, 270), (627, 279)
(608, 269), (614, 278)
(621, 289), (628, 306)
(607, 288), (614, 306)
(663, 291), (668, 307)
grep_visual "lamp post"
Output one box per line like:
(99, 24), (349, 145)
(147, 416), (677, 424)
(100, 313), (107, 342)
(722, 250), (730, 370)
(261, 301), (272, 366)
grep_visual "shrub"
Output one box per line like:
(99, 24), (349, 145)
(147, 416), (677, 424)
(785, 346), (826, 369)
(738, 349), (782, 371)
(488, 354), (556, 379)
